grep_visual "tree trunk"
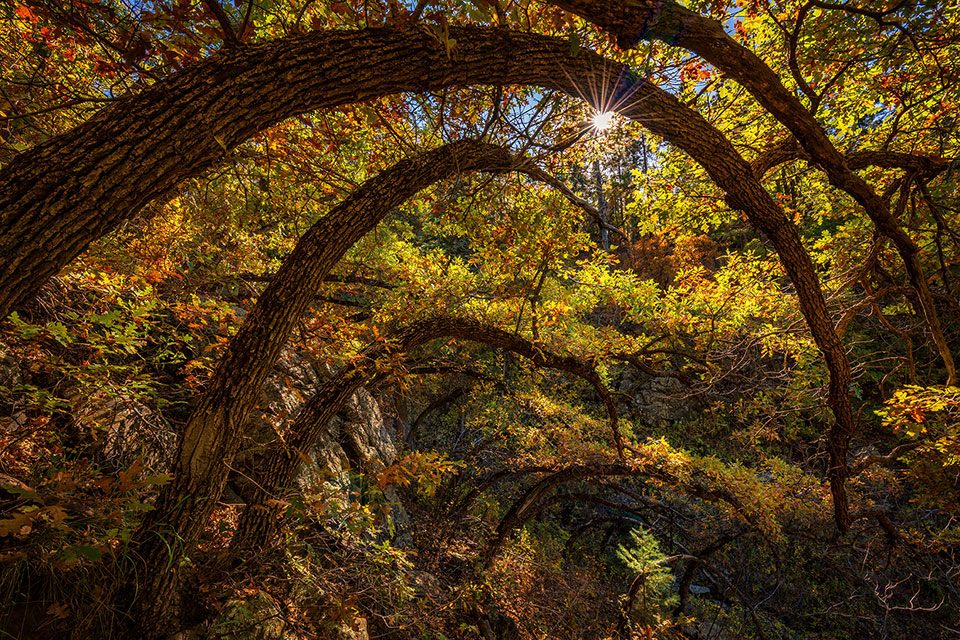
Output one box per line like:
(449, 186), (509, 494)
(0, 26), (609, 317)
(550, 0), (955, 385)
(130, 141), (523, 635)
(483, 462), (750, 566)
(232, 315), (618, 550)
(0, 25), (680, 318)
(1, 27), (860, 620)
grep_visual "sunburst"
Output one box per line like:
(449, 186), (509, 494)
(591, 110), (615, 131)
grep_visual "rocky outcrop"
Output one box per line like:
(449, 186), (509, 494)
(1, 341), (177, 473)
(236, 349), (410, 543)
(617, 372), (694, 428)
(68, 388), (177, 472)
(337, 386), (397, 473)
(239, 351), (353, 497)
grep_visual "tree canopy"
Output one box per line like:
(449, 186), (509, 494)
(1, 0), (958, 638)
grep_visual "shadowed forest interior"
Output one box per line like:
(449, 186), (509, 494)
(1, 0), (959, 638)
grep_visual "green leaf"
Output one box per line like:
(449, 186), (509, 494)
(63, 544), (102, 562)
(568, 29), (580, 56)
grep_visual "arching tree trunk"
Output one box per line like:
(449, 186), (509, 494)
(1, 28), (860, 628)
(482, 463), (753, 566)
(550, 0), (955, 385)
(0, 26), (621, 318)
(128, 140), (546, 635)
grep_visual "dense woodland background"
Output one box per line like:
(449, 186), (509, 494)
(1, 0), (959, 638)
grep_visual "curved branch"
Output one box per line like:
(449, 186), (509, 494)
(482, 462), (758, 566)
(4, 24), (855, 529)
(752, 135), (951, 180)
(850, 442), (921, 475)
(131, 139), (584, 632)
(550, 0), (955, 385)
(406, 386), (468, 447)
(231, 315), (621, 549)
(0, 25), (688, 317)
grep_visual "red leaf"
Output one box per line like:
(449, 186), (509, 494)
(15, 5), (39, 23)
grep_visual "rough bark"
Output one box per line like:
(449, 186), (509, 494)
(129, 137), (621, 634)
(0, 25), (638, 319)
(130, 140), (526, 634)
(3, 21), (855, 567)
(608, 72), (857, 533)
(231, 315), (620, 550)
(549, 0), (955, 385)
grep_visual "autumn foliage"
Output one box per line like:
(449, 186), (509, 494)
(1, 0), (960, 638)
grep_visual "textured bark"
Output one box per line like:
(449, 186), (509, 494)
(3, 21), (859, 599)
(0, 23), (857, 532)
(608, 68), (857, 532)
(752, 136), (950, 180)
(549, 0), (955, 385)
(231, 315), (619, 550)
(0, 25), (635, 319)
(130, 138), (621, 634)
(130, 141), (526, 635)
(0, 25), (711, 318)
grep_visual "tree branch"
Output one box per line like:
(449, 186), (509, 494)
(202, 0), (239, 44)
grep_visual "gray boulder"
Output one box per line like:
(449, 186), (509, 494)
(67, 388), (176, 472)
(238, 349), (410, 544)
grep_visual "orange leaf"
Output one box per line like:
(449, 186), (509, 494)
(15, 5), (38, 22)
